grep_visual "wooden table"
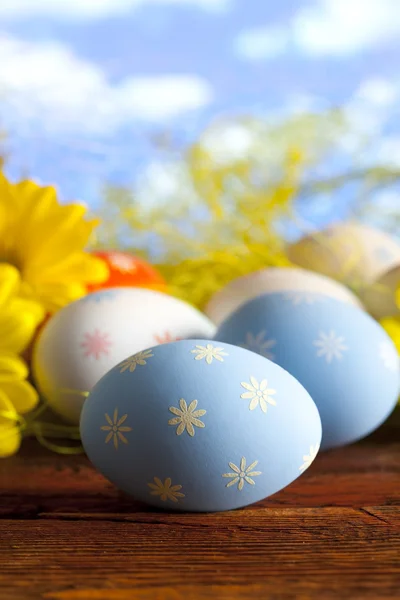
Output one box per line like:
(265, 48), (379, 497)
(1, 408), (399, 600)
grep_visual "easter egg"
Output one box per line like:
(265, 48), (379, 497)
(33, 288), (215, 424)
(215, 293), (400, 450)
(360, 264), (400, 319)
(288, 222), (400, 288)
(80, 339), (322, 512)
(206, 267), (363, 325)
(88, 251), (165, 292)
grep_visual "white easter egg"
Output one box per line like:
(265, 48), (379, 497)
(33, 288), (216, 424)
(205, 267), (363, 326)
(360, 264), (400, 319)
(288, 222), (400, 288)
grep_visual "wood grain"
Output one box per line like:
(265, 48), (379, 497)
(0, 407), (399, 600)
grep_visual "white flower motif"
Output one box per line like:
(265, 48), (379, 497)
(299, 444), (320, 472)
(191, 344), (228, 364)
(313, 330), (348, 363)
(240, 376), (277, 413)
(222, 457), (261, 490)
(285, 291), (325, 306)
(243, 331), (276, 360)
(379, 341), (399, 372)
(168, 399), (206, 436)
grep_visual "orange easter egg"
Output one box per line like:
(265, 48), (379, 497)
(88, 251), (166, 292)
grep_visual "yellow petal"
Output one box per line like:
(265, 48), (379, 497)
(0, 264), (20, 305)
(32, 281), (87, 312)
(0, 353), (28, 381)
(381, 317), (400, 354)
(34, 253), (109, 285)
(0, 303), (43, 354)
(0, 390), (21, 458)
(0, 379), (39, 414)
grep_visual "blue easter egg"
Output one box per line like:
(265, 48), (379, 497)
(80, 339), (321, 512)
(215, 293), (400, 450)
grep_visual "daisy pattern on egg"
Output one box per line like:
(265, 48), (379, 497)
(191, 344), (228, 364)
(243, 331), (276, 360)
(240, 376), (276, 413)
(313, 330), (348, 364)
(284, 291), (326, 306)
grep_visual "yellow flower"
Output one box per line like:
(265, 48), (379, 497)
(299, 444), (319, 472)
(240, 376), (277, 413)
(101, 408), (132, 449)
(380, 317), (400, 355)
(0, 264), (44, 457)
(222, 457), (262, 490)
(119, 349), (154, 373)
(0, 392), (21, 458)
(191, 344), (228, 364)
(168, 398), (206, 436)
(148, 477), (185, 503)
(0, 173), (108, 313)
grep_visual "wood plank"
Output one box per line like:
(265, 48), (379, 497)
(1, 407), (399, 517)
(1, 509), (399, 600)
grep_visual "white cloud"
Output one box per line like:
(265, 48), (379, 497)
(235, 0), (400, 60)
(293, 0), (400, 56)
(0, 0), (230, 20)
(372, 136), (400, 168)
(354, 78), (399, 108)
(0, 35), (213, 135)
(234, 27), (289, 60)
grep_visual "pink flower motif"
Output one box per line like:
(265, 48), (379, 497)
(154, 331), (182, 345)
(81, 329), (112, 360)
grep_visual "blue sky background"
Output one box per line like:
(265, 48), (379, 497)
(0, 0), (399, 226)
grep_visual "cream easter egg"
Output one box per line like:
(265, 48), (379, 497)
(33, 288), (216, 424)
(360, 264), (400, 319)
(205, 267), (363, 326)
(288, 222), (400, 288)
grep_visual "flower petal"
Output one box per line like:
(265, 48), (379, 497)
(179, 399), (187, 411)
(240, 457), (246, 472)
(187, 399), (198, 412)
(0, 380), (39, 414)
(105, 431), (113, 444)
(238, 478), (244, 491)
(241, 382), (255, 392)
(117, 432), (129, 444)
(0, 264), (20, 305)
(241, 391), (255, 399)
(168, 417), (181, 426)
(0, 391), (21, 457)
(226, 477), (239, 488)
(246, 460), (258, 472)
(176, 422), (185, 436)
(228, 462), (240, 473)
(250, 376), (259, 389)
(191, 418), (205, 429)
(0, 353), (29, 381)
(117, 414), (128, 426)
(186, 422), (195, 437)
(249, 397), (259, 410)
(192, 409), (206, 417)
